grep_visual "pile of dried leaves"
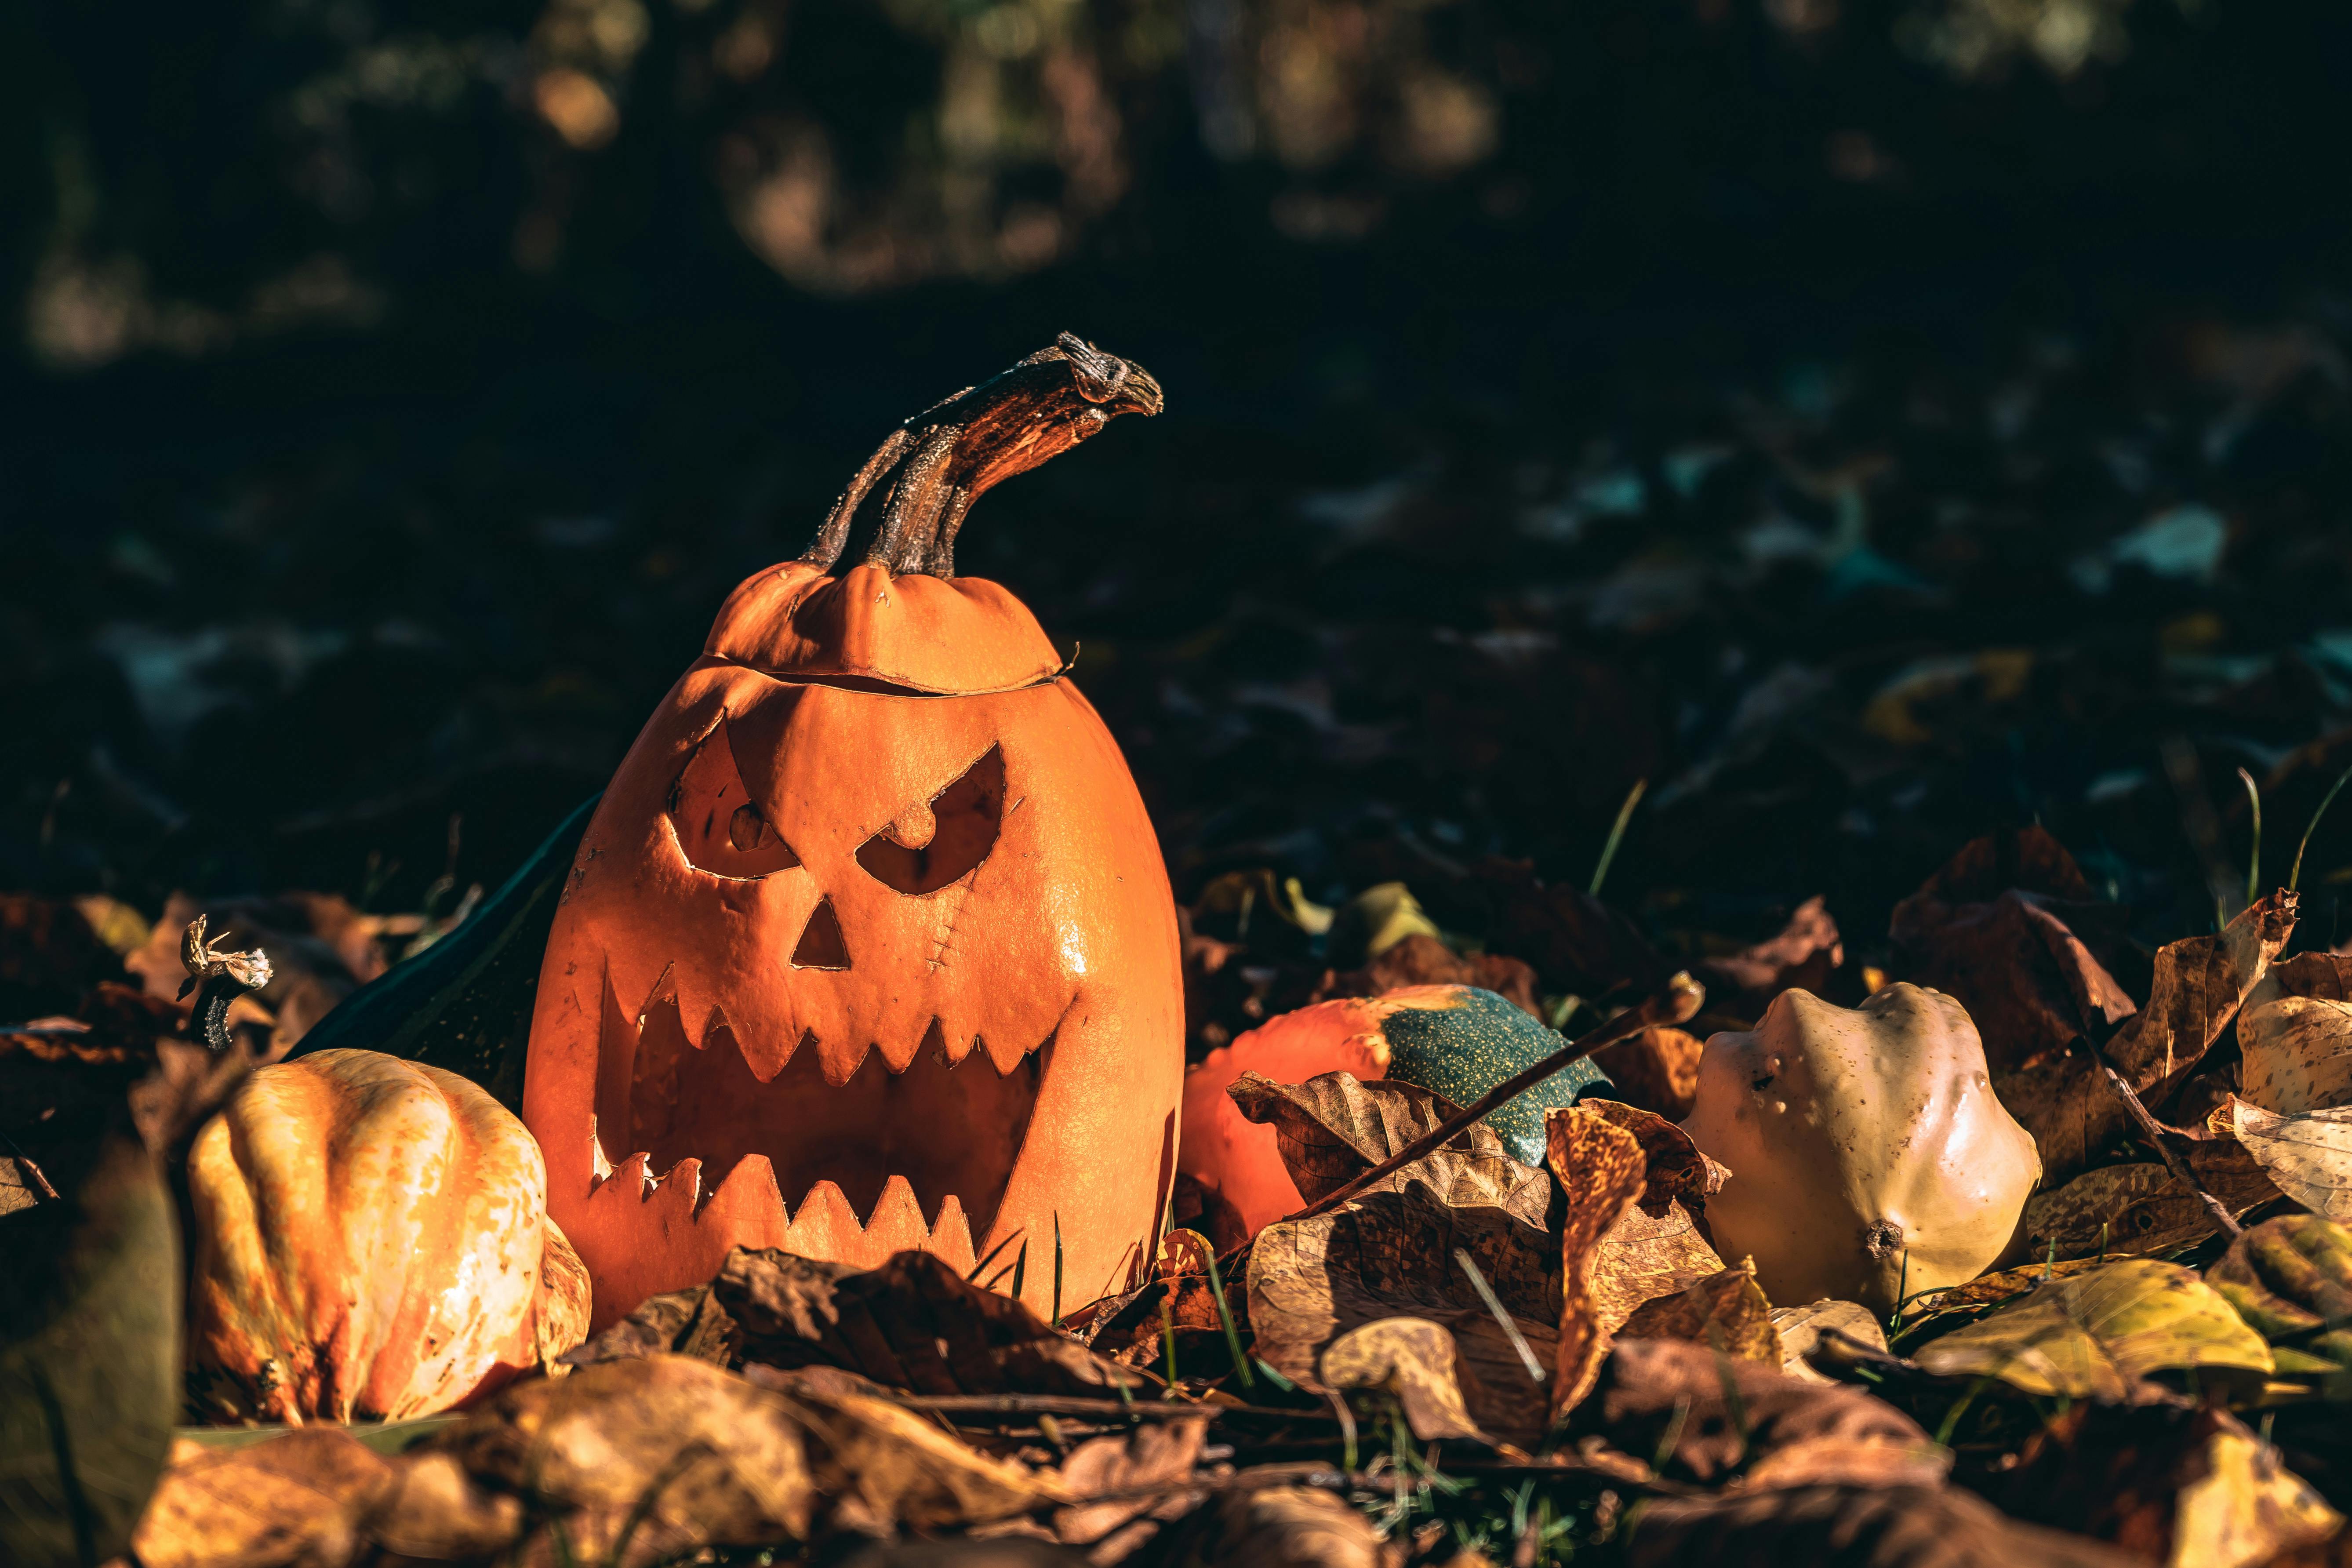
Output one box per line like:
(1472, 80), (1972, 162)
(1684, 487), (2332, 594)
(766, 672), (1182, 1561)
(6, 819), (2336, 1568)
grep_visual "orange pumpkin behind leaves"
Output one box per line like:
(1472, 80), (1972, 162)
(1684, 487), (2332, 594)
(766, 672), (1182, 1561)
(523, 337), (1185, 1326)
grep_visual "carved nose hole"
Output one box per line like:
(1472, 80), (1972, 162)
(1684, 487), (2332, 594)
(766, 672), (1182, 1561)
(791, 898), (852, 970)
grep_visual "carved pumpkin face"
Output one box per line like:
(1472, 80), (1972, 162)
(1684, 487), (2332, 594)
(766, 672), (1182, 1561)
(523, 338), (1183, 1328)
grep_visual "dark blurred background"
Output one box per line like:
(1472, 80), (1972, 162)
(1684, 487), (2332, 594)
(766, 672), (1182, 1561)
(6, 0), (2352, 984)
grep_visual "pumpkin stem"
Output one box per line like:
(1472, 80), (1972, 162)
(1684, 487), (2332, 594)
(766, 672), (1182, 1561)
(177, 915), (274, 1052)
(801, 333), (1163, 578)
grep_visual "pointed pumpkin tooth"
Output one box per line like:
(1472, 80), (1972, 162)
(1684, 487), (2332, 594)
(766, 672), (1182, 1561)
(786, 1180), (871, 1264)
(864, 1176), (931, 1256)
(596, 1150), (657, 1200)
(929, 1197), (977, 1274)
(694, 1153), (792, 1246)
(665, 1156), (706, 1208)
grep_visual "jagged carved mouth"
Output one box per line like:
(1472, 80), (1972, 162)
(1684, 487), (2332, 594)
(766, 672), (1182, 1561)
(594, 964), (1050, 1253)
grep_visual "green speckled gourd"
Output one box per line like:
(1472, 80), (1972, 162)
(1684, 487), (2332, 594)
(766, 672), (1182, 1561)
(1374, 986), (1610, 1164)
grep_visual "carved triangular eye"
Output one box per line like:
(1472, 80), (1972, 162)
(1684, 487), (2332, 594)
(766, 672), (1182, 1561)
(669, 721), (802, 879)
(856, 746), (1005, 895)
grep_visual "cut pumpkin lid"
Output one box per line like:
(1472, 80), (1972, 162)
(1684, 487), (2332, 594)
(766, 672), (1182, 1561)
(705, 562), (1063, 695)
(705, 333), (1160, 697)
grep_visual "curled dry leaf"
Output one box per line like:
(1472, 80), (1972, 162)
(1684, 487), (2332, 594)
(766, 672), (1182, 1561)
(1227, 1069), (1550, 1226)
(570, 1246), (1144, 1397)
(1695, 895), (1847, 1017)
(2239, 983), (2352, 1115)
(404, 1353), (821, 1564)
(1153, 1484), (1401, 1568)
(1589, 1026), (1706, 1120)
(1625, 1481), (2145, 1568)
(1247, 1179), (1557, 1447)
(1577, 1100), (1730, 1340)
(377, 1352), (1055, 1564)
(1998, 1402), (2340, 1568)
(2228, 1097), (2352, 1222)
(2020, 1150), (2282, 1262)
(2207, 1214), (2352, 1388)
(1050, 1414), (1208, 1556)
(1564, 1337), (1948, 1492)
(1771, 1300), (1887, 1383)
(2077, 891), (2297, 1167)
(130, 1429), (395, 1568)
(1544, 1104), (1651, 1414)
(1911, 1258), (2273, 1401)
(1617, 1261), (1782, 1367)
(1319, 1316), (1490, 1442)
(1889, 829), (2140, 1073)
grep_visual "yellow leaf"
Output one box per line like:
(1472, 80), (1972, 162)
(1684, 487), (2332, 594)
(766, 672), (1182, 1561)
(1913, 1258), (2272, 1399)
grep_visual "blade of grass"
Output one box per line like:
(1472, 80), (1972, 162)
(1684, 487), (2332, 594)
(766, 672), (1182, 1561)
(967, 1229), (1020, 1283)
(2290, 760), (2352, 891)
(1202, 1248), (1255, 1389)
(1052, 1213), (1065, 1328)
(1589, 778), (1647, 897)
(1454, 1248), (1546, 1384)
(1011, 1239), (1029, 1301)
(1158, 1293), (1179, 1394)
(2239, 766), (2264, 909)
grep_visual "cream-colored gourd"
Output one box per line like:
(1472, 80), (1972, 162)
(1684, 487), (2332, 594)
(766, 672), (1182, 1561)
(1680, 984), (2040, 1314)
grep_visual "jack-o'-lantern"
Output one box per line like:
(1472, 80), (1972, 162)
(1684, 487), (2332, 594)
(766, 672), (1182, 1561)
(523, 336), (1184, 1328)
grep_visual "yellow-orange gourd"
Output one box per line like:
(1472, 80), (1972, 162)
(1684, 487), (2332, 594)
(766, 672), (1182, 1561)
(188, 1048), (589, 1421)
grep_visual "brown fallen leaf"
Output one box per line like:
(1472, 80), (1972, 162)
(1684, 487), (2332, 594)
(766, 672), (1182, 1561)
(1889, 829), (2140, 1075)
(2239, 987), (2352, 1114)
(574, 1247), (1144, 1397)
(390, 1353), (820, 1564)
(378, 1352), (1059, 1563)
(1563, 1336), (1948, 1492)
(1152, 1484), (1401, 1568)
(1589, 1026), (1706, 1120)
(1319, 1316), (1490, 1442)
(1617, 1261), (1782, 1367)
(131, 1429), (394, 1568)
(1315, 931), (1545, 1020)
(1247, 1180), (1558, 1447)
(2226, 1096), (2352, 1222)
(1996, 1401), (2339, 1568)
(2021, 1154), (2283, 1261)
(1471, 856), (1672, 999)
(1545, 1104), (1650, 1414)
(1625, 1482), (2144, 1568)
(563, 1279), (742, 1368)
(2003, 893), (2295, 1182)
(1771, 1300), (1886, 1383)
(1050, 1414), (1209, 1559)
(1576, 1102), (1730, 1348)
(1696, 895), (1846, 1017)
(1227, 1070), (1550, 1226)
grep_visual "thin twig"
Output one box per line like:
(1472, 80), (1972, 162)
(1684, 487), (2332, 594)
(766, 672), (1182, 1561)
(1286, 971), (1706, 1226)
(2078, 1020), (2242, 1240)
(1454, 1248), (1546, 1385)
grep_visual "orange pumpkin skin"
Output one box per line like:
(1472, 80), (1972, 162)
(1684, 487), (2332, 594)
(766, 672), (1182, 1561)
(523, 559), (1185, 1328)
(188, 1048), (574, 1421)
(1178, 988), (1439, 1244)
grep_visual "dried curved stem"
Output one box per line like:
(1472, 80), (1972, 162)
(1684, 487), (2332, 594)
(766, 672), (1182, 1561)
(801, 332), (1164, 578)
